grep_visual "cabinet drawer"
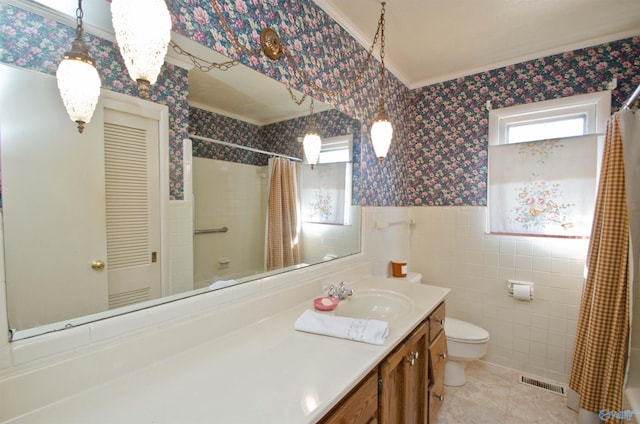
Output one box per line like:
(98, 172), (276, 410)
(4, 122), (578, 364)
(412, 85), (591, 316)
(428, 382), (445, 424)
(320, 369), (379, 424)
(428, 330), (448, 384)
(428, 302), (446, 342)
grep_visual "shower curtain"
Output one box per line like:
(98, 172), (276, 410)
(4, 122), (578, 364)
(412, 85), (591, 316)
(266, 157), (301, 271)
(569, 108), (640, 421)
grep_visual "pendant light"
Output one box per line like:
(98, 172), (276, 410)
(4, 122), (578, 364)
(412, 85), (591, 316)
(110, 0), (171, 99)
(303, 99), (322, 169)
(56, 0), (101, 134)
(370, 2), (393, 164)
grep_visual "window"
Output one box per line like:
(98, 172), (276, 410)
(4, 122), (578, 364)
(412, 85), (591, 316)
(489, 91), (610, 146)
(299, 134), (353, 225)
(506, 114), (586, 144)
(487, 92), (611, 237)
(318, 134), (352, 164)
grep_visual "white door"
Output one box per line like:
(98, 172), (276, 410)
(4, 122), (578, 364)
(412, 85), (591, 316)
(0, 65), (109, 331)
(103, 109), (161, 309)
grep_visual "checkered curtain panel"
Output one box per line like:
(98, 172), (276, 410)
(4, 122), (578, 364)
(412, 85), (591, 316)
(266, 158), (301, 271)
(569, 112), (630, 418)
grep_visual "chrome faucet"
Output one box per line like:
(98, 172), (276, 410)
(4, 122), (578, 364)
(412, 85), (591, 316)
(327, 282), (354, 300)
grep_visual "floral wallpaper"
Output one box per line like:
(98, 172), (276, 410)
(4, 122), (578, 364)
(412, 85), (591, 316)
(189, 106), (265, 165)
(0, 3), (190, 200)
(171, 0), (410, 206)
(189, 106), (360, 172)
(407, 36), (640, 206)
(1, 2), (639, 206)
(260, 108), (361, 160)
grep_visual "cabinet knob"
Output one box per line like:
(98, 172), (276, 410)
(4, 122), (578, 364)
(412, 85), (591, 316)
(439, 352), (447, 360)
(437, 318), (445, 325)
(435, 394), (444, 401)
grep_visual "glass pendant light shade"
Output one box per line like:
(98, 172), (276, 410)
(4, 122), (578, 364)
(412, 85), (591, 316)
(303, 131), (322, 169)
(303, 99), (322, 169)
(111, 0), (171, 99)
(370, 107), (393, 163)
(56, 14), (101, 134)
(370, 2), (392, 164)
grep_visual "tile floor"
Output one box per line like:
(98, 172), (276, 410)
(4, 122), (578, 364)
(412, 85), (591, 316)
(435, 361), (578, 424)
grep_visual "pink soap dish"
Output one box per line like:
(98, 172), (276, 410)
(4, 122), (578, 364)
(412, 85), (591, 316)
(314, 296), (339, 311)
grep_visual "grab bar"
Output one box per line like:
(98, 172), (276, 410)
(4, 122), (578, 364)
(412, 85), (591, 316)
(194, 227), (228, 234)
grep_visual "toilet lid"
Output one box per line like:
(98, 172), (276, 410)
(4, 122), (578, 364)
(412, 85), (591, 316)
(445, 317), (490, 343)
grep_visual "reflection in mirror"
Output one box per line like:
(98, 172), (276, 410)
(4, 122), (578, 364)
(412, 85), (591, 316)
(0, 8), (362, 339)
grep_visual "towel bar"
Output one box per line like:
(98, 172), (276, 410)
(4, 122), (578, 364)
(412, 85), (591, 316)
(194, 227), (228, 234)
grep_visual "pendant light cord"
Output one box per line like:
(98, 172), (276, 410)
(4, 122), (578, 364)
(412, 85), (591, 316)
(75, 0), (84, 39)
(378, 2), (387, 110)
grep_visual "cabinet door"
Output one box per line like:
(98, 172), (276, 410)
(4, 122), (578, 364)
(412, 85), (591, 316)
(320, 370), (378, 424)
(379, 322), (429, 424)
(429, 330), (448, 386)
(428, 331), (448, 423)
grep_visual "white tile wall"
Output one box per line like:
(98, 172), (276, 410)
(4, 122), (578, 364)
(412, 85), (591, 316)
(407, 206), (588, 383)
(361, 206), (412, 277)
(191, 158), (268, 288)
(168, 139), (194, 295)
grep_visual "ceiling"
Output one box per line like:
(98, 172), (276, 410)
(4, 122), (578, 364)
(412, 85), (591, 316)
(314, 0), (640, 89)
(26, 0), (640, 121)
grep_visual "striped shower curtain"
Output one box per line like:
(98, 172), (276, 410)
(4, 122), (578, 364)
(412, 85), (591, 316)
(569, 111), (635, 420)
(266, 157), (301, 271)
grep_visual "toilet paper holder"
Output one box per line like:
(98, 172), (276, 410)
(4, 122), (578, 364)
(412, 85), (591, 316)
(507, 280), (534, 299)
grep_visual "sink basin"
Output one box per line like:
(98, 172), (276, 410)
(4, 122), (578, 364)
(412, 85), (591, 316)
(334, 289), (412, 320)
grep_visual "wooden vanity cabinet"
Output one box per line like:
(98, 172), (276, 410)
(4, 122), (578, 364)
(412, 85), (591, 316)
(378, 321), (429, 424)
(319, 303), (447, 424)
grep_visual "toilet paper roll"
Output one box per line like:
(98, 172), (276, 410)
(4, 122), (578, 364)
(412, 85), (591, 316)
(513, 284), (532, 301)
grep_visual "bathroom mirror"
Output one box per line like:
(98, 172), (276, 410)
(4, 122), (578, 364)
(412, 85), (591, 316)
(1, 2), (362, 339)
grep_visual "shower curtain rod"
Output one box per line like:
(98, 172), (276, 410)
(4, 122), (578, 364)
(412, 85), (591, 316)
(622, 84), (640, 110)
(189, 134), (302, 162)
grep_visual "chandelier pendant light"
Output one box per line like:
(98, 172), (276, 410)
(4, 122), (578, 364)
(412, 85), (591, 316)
(370, 2), (393, 164)
(303, 98), (322, 169)
(110, 0), (171, 99)
(56, 0), (101, 134)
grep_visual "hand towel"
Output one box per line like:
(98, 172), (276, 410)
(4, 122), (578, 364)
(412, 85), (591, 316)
(294, 309), (389, 345)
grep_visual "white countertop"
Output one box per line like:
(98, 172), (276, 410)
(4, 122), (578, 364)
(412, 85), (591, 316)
(6, 277), (449, 424)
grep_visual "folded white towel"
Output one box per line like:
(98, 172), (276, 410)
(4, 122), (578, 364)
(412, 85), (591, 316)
(294, 309), (389, 345)
(209, 279), (237, 290)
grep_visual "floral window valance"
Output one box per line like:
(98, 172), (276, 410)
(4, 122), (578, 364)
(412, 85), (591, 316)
(488, 134), (598, 237)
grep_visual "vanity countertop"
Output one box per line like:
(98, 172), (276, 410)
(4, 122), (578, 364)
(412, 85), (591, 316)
(7, 277), (449, 424)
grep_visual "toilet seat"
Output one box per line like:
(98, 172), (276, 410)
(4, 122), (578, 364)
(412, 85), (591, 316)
(445, 318), (489, 344)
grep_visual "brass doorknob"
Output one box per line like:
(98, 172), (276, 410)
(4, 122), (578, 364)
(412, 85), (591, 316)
(91, 259), (105, 270)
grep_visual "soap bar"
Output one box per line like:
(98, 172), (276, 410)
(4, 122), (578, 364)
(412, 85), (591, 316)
(321, 298), (334, 306)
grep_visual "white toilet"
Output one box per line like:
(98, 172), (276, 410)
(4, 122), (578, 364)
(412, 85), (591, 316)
(393, 272), (490, 386)
(444, 318), (490, 386)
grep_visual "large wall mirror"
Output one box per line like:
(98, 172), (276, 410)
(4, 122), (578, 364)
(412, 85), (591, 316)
(1, 1), (362, 340)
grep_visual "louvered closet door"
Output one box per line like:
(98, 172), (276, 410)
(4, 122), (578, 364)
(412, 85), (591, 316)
(104, 109), (161, 309)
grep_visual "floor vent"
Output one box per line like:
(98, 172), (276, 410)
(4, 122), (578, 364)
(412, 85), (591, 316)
(519, 375), (565, 395)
